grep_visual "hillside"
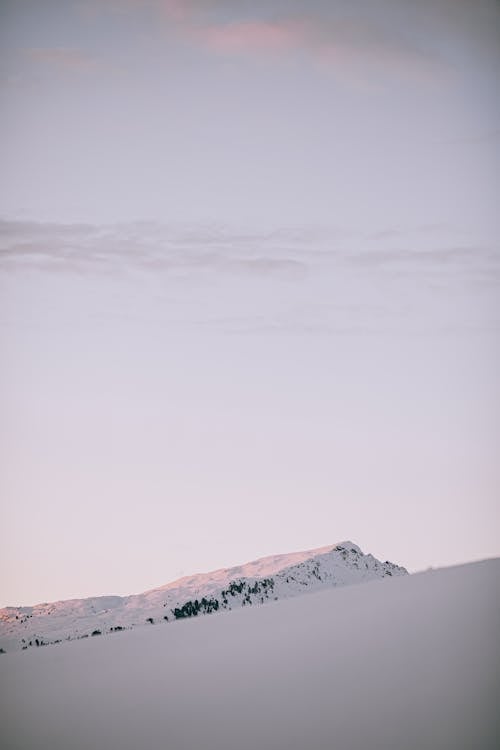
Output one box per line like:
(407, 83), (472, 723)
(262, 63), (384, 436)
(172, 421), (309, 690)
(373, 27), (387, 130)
(1, 558), (498, 750)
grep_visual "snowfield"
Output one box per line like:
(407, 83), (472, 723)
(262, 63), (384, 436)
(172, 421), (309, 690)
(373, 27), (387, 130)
(1, 558), (498, 750)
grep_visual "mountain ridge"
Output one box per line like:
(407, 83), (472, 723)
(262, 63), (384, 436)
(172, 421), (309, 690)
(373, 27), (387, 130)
(0, 541), (407, 652)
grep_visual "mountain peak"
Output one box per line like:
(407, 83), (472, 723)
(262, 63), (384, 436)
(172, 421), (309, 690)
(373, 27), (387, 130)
(334, 541), (363, 553)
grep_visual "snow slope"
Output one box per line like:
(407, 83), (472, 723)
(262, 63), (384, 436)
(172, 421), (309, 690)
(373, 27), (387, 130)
(0, 541), (406, 652)
(0, 558), (498, 750)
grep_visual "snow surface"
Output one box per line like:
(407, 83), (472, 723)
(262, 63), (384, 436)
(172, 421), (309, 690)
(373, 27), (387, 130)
(1, 558), (498, 750)
(0, 541), (406, 652)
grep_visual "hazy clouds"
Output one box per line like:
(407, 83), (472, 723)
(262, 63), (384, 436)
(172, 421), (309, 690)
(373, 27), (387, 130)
(1, 220), (498, 338)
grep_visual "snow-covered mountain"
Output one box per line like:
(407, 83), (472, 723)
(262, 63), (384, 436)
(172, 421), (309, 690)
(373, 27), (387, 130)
(0, 541), (406, 652)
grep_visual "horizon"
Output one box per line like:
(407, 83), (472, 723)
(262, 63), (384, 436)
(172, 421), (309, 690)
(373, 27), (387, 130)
(2, 534), (499, 609)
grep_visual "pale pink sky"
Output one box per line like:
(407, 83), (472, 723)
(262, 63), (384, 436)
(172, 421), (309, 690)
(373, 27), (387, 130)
(0, 0), (499, 606)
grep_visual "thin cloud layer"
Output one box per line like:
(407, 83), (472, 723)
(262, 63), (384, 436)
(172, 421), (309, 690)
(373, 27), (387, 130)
(1, 220), (497, 289)
(155, 2), (447, 83)
(0, 221), (309, 279)
(27, 47), (100, 72)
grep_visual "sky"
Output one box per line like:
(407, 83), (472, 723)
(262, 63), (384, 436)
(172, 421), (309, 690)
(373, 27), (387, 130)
(0, 0), (499, 607)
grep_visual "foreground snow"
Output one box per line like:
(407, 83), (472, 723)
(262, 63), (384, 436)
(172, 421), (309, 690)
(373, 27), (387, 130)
(0, 541), (406, 652)
(1, 558), (498, 750)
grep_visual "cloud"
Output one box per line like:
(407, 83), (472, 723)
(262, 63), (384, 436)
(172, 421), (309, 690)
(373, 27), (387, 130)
(83, 0), (499, 82)
(27, 48), (99, 73)
(147, 1), (448, 84)
(0, 221), (309, 279)
(1, 220), (498, 289)
(71, 1), (469, 87)
(1, 220), (498, 337)
(78, 1), (446, 84)
(191, 20), (303, 55)
(310, 21), (445, 83)
(160, 0), (196, 22)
